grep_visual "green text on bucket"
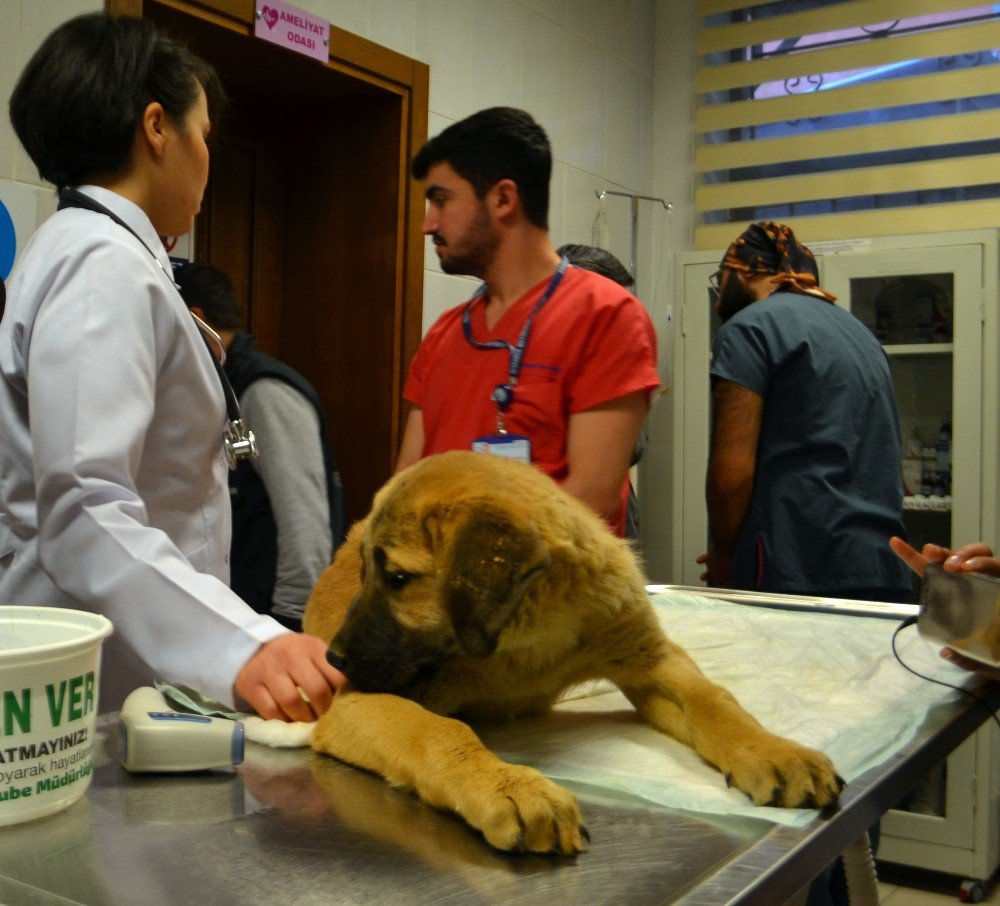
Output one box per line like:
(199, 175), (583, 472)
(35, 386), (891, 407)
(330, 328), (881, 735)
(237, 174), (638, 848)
(2, 672), (97, 735)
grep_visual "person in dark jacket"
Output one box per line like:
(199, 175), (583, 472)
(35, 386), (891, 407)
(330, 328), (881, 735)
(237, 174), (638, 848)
(176, 262), (345, 631)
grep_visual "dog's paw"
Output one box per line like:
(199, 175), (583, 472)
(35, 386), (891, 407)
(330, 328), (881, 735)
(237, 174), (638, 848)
(725, 738), (844, 809)
(456, 763), (588, 855)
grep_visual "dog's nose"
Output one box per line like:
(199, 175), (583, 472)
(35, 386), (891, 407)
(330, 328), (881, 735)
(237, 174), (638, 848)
(327, 650), (348, 673)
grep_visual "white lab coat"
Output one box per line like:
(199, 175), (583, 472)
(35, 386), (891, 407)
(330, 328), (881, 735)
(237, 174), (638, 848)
(0, 186), (286, 709)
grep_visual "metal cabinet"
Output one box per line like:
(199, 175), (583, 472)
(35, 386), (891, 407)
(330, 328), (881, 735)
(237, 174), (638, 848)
(877, 721), (1000, 891)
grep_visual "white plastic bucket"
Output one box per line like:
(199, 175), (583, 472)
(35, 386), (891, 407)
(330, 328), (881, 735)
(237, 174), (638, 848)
(0, 606), (113, 826)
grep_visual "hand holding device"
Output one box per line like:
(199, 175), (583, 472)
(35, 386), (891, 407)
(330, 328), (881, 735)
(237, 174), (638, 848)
(919, 564), (1000, 669)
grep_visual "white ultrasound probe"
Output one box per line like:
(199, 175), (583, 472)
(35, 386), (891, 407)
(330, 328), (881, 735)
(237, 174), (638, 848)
(118, 686), (245, 772)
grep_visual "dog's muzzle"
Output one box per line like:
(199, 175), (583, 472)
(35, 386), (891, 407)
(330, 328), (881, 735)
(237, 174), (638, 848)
(330, 599), (448, 696)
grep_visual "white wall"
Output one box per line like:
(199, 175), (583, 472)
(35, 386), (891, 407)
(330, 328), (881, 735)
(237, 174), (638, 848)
(315, 0), (659, 332)
(341, 0), (690, 578)
(641, 0), (697, 582)
(2, 0), (661, 340)
(2, 0), (696, 579)
(0, 1), (100, 249)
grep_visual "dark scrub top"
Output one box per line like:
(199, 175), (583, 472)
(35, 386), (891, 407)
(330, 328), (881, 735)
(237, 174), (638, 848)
(711, 291), (911, 598)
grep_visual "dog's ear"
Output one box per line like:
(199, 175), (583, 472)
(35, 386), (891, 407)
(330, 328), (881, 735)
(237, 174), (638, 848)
(441, 507), (551, 658)
(302, 519), (367, 644)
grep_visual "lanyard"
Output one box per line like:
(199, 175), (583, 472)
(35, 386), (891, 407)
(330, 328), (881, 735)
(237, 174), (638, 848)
(461, 256), (568, 430)
(56, 189), (257, 467)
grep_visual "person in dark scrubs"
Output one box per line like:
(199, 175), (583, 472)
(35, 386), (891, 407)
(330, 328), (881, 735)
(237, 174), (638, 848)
(697, 220), (910, 603)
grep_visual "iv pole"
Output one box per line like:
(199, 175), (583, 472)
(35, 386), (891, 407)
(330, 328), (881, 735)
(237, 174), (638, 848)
(595, 189), (671, 290)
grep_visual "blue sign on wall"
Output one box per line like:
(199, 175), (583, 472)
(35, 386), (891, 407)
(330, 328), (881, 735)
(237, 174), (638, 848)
(0, 200), (15, 281)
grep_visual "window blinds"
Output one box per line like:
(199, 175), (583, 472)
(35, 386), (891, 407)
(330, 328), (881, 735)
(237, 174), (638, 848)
(695, 1), (1000, 249)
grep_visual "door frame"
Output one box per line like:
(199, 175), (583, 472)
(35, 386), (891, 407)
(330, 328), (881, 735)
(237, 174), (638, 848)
(106, 0), (428, 468)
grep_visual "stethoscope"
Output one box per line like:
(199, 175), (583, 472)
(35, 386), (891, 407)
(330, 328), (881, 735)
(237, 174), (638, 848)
(57, 188), (258, 469)
(461, 256), (568, 433)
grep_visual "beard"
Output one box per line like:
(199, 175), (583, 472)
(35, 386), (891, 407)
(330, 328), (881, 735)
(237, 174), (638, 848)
(434, 204), (498, 278)
(716, 274), (758, 323)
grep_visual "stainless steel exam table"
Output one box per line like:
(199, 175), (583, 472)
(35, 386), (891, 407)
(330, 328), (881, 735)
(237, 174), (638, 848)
(1, 593), (997, 906)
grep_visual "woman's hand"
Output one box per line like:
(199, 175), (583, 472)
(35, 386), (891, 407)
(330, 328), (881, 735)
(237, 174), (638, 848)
(940, 647), (1000, 682)
(937, 542), (1000, 577)
(890, 536), (1000, 681)
(234, 632), (346, 722)
(890, 536), (1000, 578)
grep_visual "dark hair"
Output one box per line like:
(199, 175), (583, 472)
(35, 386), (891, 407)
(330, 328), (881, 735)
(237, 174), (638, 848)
(174, 262), (244, 331)
(411, 107), (551, 229)
(556, 244), (634, 289)
(9, 13), (224, 192)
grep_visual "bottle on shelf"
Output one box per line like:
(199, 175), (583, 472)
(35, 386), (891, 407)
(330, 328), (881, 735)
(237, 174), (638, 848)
(935, 418), (952, 496)
(921, 443), (936, 497)
(902, 427), (923, 496)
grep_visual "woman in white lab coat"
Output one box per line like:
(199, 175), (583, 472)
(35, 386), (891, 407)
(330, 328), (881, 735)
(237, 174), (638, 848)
(0, 13), (343, 718)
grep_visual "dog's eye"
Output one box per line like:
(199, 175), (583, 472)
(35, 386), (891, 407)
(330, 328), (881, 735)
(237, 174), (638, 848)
(385, 570), (413, 590)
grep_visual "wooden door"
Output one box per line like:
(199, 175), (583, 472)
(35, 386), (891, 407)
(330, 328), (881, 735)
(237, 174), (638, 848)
(107, 0), (428, 524)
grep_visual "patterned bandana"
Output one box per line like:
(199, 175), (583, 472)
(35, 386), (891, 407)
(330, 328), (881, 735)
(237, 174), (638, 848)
(720, 221), (836, 302)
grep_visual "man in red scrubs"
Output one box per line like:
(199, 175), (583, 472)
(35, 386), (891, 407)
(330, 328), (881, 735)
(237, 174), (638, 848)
(398, 107), (660, 535)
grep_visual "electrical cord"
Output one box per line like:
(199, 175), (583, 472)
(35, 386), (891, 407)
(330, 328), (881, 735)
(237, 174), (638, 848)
(891, 615), (1000, 733)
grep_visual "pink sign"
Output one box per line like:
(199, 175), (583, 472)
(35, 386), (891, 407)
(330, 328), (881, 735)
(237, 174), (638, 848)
(254, 1), (329, 63)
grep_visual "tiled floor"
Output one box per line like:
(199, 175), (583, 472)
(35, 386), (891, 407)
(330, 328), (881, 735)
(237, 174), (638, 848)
(878, 878), (1000, 904)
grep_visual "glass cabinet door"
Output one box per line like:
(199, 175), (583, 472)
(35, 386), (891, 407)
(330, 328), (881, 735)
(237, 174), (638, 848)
(820, 245), (984, 558)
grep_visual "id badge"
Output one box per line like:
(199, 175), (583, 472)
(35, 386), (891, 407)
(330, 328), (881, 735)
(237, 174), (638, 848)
(471, 433), (531, 463)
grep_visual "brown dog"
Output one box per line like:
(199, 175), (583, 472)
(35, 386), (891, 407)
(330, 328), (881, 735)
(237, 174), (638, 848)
(304, 451), (842, 854)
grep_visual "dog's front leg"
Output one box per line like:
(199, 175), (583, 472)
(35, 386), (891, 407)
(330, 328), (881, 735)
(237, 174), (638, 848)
(311, 689), (588, 854)
(617, 644), (844, 809)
